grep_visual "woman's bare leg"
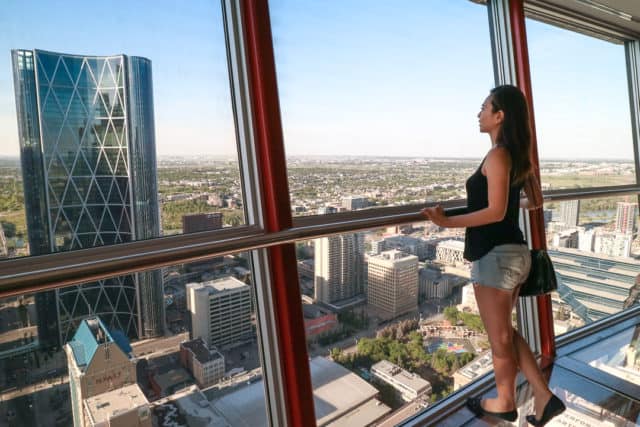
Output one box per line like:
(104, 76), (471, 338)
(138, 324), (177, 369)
(510, 289), (552, 417)
(473, 283), (518, 412)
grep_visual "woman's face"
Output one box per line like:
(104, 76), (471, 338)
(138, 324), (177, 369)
(477, 95), (503, 135)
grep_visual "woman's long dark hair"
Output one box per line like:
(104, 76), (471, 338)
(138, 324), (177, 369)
(490, 85), (532, 186)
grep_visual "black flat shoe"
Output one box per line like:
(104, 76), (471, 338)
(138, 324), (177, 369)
(526, 394), (566, 426)
(466, 397), (518, 422)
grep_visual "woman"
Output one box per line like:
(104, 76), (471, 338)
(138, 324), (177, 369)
(422, 85), (565, 426)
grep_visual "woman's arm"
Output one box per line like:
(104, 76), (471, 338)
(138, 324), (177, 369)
(520, 172), (543, 210)
(422, 147), (510, 228)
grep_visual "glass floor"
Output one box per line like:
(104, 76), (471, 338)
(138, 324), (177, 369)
(414, 314), (640, 427)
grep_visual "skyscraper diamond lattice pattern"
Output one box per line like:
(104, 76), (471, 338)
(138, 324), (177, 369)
(12, 49), (164, 346)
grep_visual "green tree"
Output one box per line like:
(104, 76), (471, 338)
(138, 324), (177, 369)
(443, 306), (459, 324)
(1, 221), (16, 238)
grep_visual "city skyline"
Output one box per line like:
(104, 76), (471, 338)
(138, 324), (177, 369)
(0, 1), (634, 159)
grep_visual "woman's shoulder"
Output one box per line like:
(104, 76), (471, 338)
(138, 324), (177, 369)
(482, 145), (511, 171)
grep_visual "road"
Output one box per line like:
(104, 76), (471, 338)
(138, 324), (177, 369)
(131, 332), (189, 357)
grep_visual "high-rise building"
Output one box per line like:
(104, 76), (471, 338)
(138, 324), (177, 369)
(182, 213), (224, 268)
(64, 317), (146, 427)
(559, 200), (580, 227)
(314, 234), (365, 304)
(367, 250), (418, 319)
(615, 202), (638, 235)
(12, 49), (164, 346)
(182, 212), (223, 234)
(186, 277), (253, 349)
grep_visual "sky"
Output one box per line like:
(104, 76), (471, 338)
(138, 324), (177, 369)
(0, 0), (634, 159)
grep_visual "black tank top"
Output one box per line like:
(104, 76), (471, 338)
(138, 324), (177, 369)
(463, 156), (525, 261)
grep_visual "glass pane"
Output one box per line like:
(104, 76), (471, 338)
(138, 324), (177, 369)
(527, 19), (636, 189)
(0, 1), (245, 263)
(0, 249), (269, 427)
(295, 220), (509, 424)
(546, 196), (640, 335)
(570, 324), (640, 385)
(451, 364), (640, 427)
(269, 1), (493, 217)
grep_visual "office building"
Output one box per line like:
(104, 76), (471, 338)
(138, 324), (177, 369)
(615, 202), (638, 235)
(314, 234), (365, 304)
(458, 283), (479, 314)
(182, 212), (223, 234)
(550, 248), (640, 322)
(383, 234), (429, 260)
(186, 277), (253, 349)
(435, 239), (466, 266)
(302, 301), (339, 341)
(552, 229), (579, 249)
(368, 250), (418, 319)
(317, 205), (338, 215)
(420, 266), (458, 300)
(559, 199), (580, 227)
(179, 338), (225, 388)
(453, 351), (493, 390)
(593, 232), (632, 259)
(371, 360), (431, 402)
(578, 227), (596, 252)
(371, 239), (386, 255)
(12, 49), (163, 346)
(182, 212), (224, 268)
(341, 196), (368, 210)
(149, 368), (194, 398)
(64, 317), (138, 427)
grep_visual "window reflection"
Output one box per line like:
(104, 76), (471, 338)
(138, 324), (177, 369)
(527, 19), (636, 189)
(545, 196), (640, 334)
(270, 1), (493, 217)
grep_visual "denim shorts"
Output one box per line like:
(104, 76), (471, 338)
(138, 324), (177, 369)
(470, 244), (531, 291)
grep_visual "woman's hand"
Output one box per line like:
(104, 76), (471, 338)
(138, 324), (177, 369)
(421, 205), (449, 227)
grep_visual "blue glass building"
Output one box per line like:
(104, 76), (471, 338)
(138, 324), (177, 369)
(11, 49), (164, 346)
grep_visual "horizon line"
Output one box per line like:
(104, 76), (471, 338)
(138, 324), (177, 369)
(0, 154), (635, 162)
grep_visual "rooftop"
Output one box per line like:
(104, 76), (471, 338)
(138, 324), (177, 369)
(84, 383), (149, 424)
(212, 357), (385, 426)
(186, 276), (250, 295)
(436, 239), (465, 250)
(152, 385), (228, 427)
(67, 316), (131, 370)
(181, 338), (223, 364)
(372, 249), (418, 264)
(301, 302), (333, 319)
(371, 360), (431, 393)
(456, 351), (493, 381)
(154, 368), (194, 395)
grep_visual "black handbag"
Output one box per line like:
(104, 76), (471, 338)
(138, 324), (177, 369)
(519, 249), (558, 297)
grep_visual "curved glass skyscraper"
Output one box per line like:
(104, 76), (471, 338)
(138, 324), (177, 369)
(12, 49), (164, 346)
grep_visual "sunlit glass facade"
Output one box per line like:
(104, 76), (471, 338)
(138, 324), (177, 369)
(11, 50), (163, 346)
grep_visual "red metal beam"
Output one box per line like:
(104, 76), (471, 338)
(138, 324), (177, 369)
(509, 0), (556, 359)
(241, 1), (316, 426)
